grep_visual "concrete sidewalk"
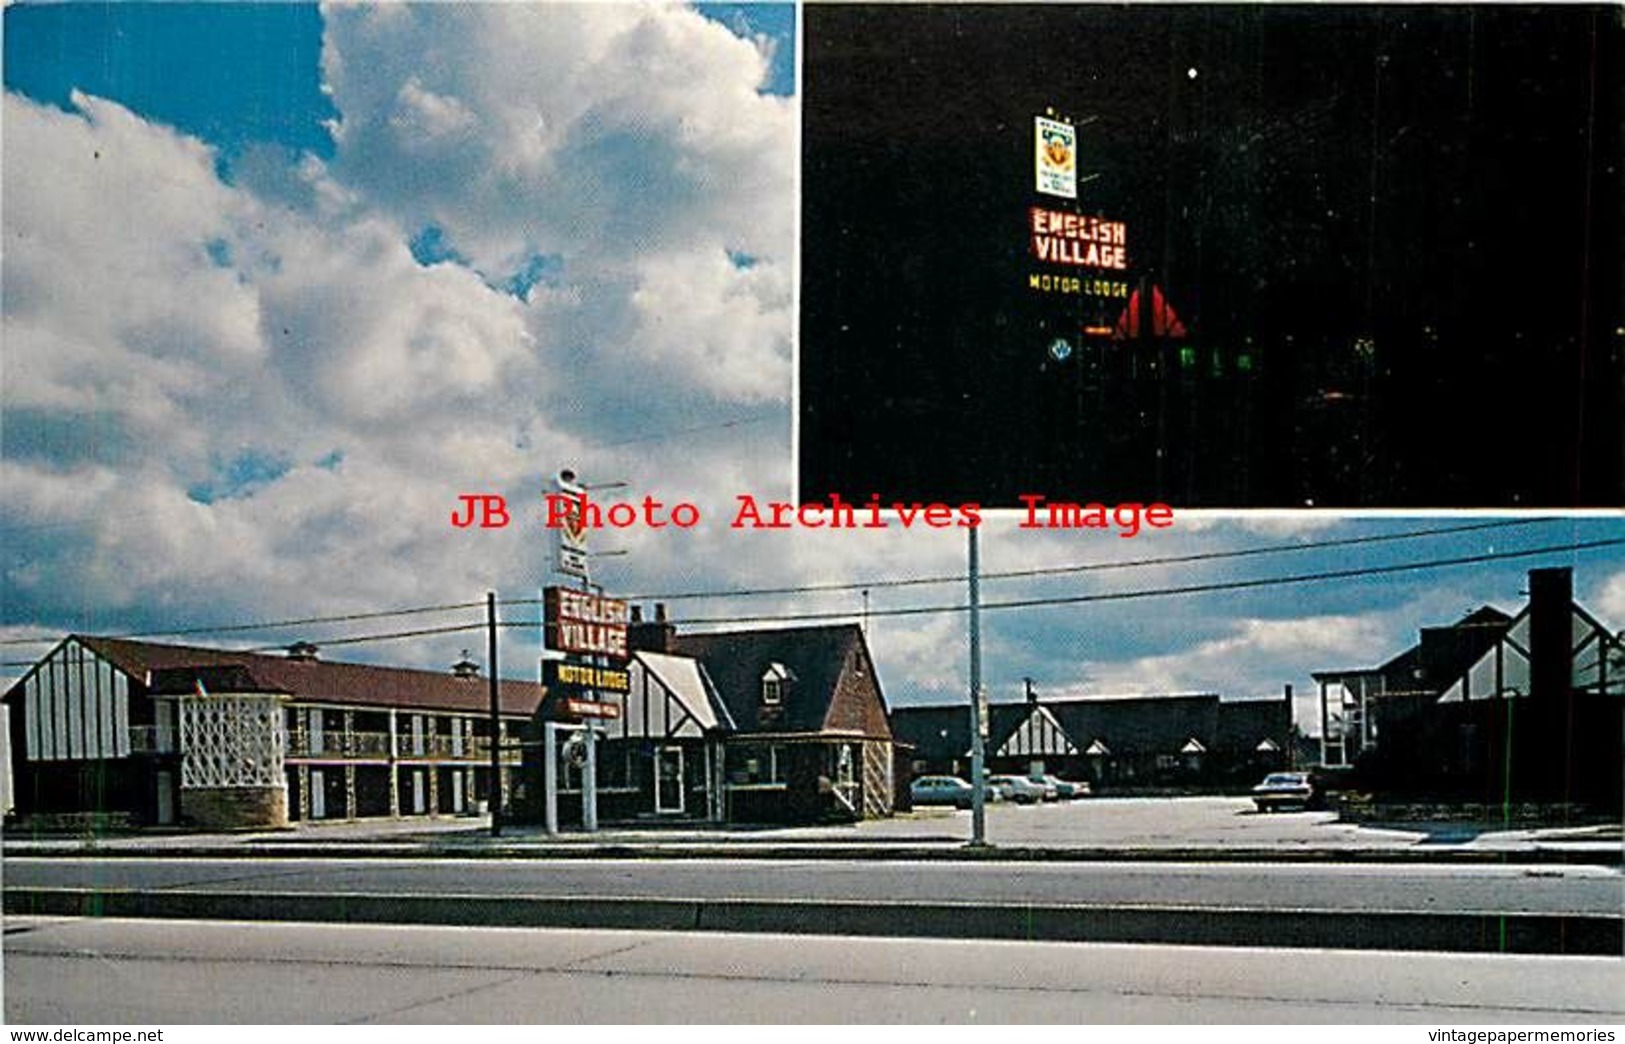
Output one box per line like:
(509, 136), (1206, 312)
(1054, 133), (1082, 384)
(6, 797), (1620, 864)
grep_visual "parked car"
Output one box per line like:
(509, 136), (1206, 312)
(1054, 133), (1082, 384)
(988, 774), (1050, 804)
(1033, 774), (1091, 799)
(1251, 771), (1315, 812)
(910, 775), (976, 809)
(1024, 775), (1060, 801)
(910, 775), (1004, 809)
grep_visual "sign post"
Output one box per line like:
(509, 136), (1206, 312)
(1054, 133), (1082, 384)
(487, 591), (502, 838)
(542, 468), (629, 834)
(969, 526), (987, 847)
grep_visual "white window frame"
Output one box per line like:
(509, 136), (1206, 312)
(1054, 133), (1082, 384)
(761, 662), (790, 706)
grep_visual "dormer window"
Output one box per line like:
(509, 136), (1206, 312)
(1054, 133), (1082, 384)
(761, 662), (791, 705)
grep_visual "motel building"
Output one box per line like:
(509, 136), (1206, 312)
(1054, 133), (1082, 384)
(2, 612), (900, 831)
(524, 607), (900, 827)
(2, 636), (541, 830)
(1313, 567), (1624, 811)
(892, 686), (1291, 792)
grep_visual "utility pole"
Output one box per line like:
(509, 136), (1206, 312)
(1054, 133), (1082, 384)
(487, 590), (501, 838)
(968, 526), (987, 847)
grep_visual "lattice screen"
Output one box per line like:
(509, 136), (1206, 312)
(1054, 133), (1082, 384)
(179, 694), (287, 789)
(862, 740), (893, 817)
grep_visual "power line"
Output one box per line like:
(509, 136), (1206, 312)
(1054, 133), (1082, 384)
(243, 621), (487, 652)
(2, 521), (1612, 658)
(6, 535), (1617, 666)
(664, 536), (1625, 627)
(3, 620), (491, 667)
(615, 517), (1556, 602)
(0, 600), (486, 647)
(593, 412), (780, 450)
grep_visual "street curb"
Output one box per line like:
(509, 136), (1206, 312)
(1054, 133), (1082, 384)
(3, 842), (1619, 866)
(5, 887), (1619, 956)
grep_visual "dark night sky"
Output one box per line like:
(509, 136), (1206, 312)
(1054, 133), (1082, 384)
(799, 4), (1623, 507)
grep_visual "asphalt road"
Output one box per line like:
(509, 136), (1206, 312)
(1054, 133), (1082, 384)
(7, 916), (1623, 1024)
(6, 856), (1619, 916)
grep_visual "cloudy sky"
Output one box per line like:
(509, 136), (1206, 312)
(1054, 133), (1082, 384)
(3, 3), (1622, 730)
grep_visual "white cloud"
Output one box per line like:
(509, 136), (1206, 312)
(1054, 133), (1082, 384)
(319, 4), (792, 278)
(1588, 567), (1625, 627)
(625, 247), (791, 402)
(253, 213), (534, 427)
(2, 6), (798, 670)
(389, 78), (480, 145)
(3, 92), (262, 465)
(1082, 613), (1390, 697)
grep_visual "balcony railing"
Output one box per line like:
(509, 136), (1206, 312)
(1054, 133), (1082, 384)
(286, 730), (516, 762)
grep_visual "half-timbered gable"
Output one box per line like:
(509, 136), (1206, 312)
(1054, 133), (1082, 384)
(670, 623), (896, 822)
(3, 635), (544, 829)
(893, 689), (1292, 791)
(991, 703), (1077, 761)
(1319, 567), (1623, 807)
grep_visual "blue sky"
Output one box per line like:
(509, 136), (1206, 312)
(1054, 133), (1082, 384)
(4, 3), (793, 163)
(4, 4), (336, 162)
(2, 4), (1620, 734)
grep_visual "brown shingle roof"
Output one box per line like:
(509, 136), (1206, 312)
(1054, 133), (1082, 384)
(674, 624), (886, 736)
(71, 635), (545, 716)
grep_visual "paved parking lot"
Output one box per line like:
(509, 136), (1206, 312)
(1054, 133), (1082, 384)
(829, 795), (1423, 848)
(11, 794), (1613, 856)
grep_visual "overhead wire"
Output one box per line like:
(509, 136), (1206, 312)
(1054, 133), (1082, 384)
(2, 521), (1616, 661)
(663, 535), (1625, 627)
(0, 600), (486, 647)
(245, 622), (488, 652)
(530, 516), (1559, 604)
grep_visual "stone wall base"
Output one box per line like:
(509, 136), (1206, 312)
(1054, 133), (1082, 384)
(181, 787), (288, 830)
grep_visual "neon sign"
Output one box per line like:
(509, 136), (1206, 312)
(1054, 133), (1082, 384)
(1029, 207), (1127, 270)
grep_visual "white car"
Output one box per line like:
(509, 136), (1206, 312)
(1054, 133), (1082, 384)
(987, 774), (1050, 804)
(1033, 774), (1089, 799)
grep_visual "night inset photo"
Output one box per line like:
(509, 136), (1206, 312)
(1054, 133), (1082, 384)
(800, 4), (1624, 508)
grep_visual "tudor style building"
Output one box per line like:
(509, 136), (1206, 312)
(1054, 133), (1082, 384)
(675, 621), (897, 822)
(3, 636), (542, 829)
(1315, 566), (1623, 809)
(892, 687), (1291, 792)
(548, 608), (897, 824)
(5, 611), (900, 830)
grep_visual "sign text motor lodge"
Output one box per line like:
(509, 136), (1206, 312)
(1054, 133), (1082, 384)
(545, 660), (632, 694)
(543, 586), (630, 659)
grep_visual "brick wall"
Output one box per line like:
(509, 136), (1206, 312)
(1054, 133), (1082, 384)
(181, 786), (288, 830)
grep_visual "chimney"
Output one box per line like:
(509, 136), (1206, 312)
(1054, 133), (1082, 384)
(628, 602), (677, 654)
(1528, 567), (1573, 703)
(286, 641), (319, 662)
(1024, 677), (1038, 705)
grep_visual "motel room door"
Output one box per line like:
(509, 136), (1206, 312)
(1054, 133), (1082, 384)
(154, 770), (175, 826)
(655, 746), (684, 814)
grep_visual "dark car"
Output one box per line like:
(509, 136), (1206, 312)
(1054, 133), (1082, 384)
(1251, 771), (1315, 812)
